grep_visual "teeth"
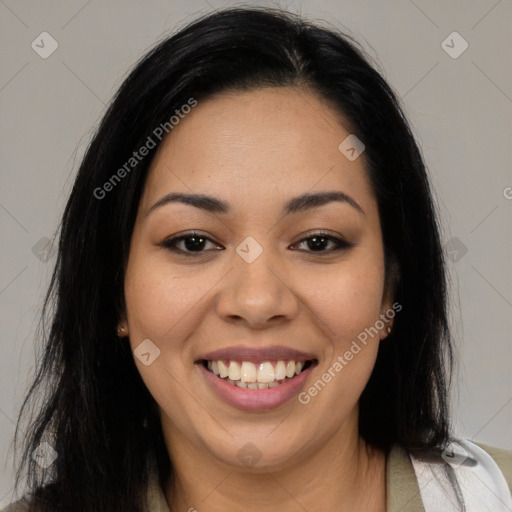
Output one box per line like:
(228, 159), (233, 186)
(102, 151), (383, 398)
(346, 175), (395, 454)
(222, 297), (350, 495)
(228, 361), (240, 381)
(241, 362), (257, 383)
(218, 360), (229, 378)
(286, 361), (296, 378)
(206, 358), (311, 388)
(275, 360), (286, 380)
(257, 362), (275, 383)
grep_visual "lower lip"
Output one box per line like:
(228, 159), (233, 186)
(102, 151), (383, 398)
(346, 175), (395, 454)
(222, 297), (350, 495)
(198, 363), (315, 412)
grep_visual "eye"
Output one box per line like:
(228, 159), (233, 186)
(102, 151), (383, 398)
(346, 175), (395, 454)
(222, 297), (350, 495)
(161, 231), (223, 256)
(160, 230), (353, 257)
(291, 232), (353, 253)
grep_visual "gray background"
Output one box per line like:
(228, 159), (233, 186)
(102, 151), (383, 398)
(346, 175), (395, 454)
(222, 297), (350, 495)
(1, 0), (511, 504)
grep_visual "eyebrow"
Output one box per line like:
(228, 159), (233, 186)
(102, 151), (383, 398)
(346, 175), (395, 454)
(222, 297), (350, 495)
(145, 190), (365, 218)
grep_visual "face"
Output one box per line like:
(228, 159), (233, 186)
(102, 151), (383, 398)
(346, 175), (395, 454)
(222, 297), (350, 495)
(122, 86), (395, 471)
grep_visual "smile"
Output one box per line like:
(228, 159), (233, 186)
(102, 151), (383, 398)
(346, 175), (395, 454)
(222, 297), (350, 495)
(196, 345), (318, 411)
(203, 359), (314, 389)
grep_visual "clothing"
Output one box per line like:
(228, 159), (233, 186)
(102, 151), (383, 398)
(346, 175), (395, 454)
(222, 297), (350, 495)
(389, 441), (512, 511)
(410, 439), (512, 510)
(3, 441), (511, 511)
(141, 441), (512, 511)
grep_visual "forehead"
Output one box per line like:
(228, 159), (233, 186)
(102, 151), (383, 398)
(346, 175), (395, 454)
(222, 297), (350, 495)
(140, 86), (376, 217)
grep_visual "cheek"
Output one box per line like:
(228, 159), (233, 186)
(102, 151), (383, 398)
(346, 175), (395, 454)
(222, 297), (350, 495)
(308, 261), (385, 337)
(123, 256), (206, 418)
(124, 253), (211, 339)
(297, 263), (384, 427)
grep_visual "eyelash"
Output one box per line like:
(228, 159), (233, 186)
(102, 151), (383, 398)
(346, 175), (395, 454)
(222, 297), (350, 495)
(160, 231), (353, 256)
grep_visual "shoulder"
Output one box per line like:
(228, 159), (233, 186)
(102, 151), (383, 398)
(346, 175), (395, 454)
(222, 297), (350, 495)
(475, 441), (512, 491)
(407, 438), (512, 511)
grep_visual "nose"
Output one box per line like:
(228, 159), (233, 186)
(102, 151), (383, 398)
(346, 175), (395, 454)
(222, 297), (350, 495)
(215, 248), (300, 329)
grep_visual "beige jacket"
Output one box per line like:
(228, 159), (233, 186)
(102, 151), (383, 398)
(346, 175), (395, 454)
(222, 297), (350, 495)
(3, 443), (511, 511)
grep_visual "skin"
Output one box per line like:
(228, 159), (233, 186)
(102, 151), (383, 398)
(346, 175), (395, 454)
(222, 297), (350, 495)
(121, 86), (395, 511)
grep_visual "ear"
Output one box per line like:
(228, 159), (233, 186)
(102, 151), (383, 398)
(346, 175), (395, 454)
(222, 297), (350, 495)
(114, 268), (128, 335)
(379, 252), (400, 339)
(116, 310), (129, 337)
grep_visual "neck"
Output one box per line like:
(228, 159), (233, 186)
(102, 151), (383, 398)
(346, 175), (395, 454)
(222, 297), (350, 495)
(163, 417), (387, 512)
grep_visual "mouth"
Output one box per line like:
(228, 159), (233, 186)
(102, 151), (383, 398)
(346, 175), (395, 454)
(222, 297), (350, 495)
(200, 358), (317, 390)
(196, 345), (318, 411)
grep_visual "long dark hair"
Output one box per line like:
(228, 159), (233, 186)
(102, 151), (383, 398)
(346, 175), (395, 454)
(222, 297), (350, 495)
(13, 6), (453, 511)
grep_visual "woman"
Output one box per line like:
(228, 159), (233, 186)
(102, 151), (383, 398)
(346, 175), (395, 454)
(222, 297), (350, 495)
(5, 7), (511, 512)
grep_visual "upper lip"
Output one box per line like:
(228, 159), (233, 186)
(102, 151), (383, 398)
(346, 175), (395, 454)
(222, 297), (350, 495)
(197, 345), (317, 364)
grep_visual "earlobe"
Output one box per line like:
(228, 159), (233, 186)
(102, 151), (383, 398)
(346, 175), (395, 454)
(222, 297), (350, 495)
(116, 307), (128, 337)
(379, 298), (396, 340)
(378, 320), (393, 341)
(380, 253), (400, 341)
(116, 312), (129, 337)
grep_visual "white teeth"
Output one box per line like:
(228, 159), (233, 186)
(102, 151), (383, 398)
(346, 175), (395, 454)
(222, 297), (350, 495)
(257, 362), (275, 383)
(240, 362), (257, 383)
(218, 360), (229, 378)
(228, 361), (240, 381)
(275, 360), (286, 380)
(206, 358), (311, 388)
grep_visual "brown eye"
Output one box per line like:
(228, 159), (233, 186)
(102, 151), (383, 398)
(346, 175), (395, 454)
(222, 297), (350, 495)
(291, 232), (353, 253)
(161, 231), (223, 255)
